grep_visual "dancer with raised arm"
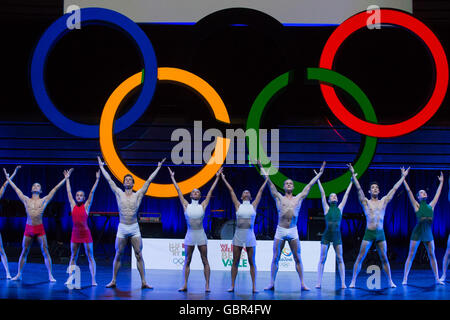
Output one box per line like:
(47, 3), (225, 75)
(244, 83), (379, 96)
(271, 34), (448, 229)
(98, 156), (165, 289)
(64, 169), (100, 287)
(221, 168), (269, 293)
(402, 172), (444, 285)
(0, 165), (20, 279)
(4, 167), (69, 282)
(315, 172), (353, 289)
(348, 164), (409, 288)
(259, 161), (326, 291)
(440, 177), (450, 283)
(168, 166), (221, 292)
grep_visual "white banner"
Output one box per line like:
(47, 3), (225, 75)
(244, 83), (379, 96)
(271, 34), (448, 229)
(64, 0), (412, 25)
(132, 238), (335, 272)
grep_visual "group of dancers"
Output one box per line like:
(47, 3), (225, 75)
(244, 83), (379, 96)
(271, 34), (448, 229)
(0, 158), (449, 292)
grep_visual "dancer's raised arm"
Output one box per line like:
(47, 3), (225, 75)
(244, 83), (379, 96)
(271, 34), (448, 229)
(220, 170), (240, 211)
(383, 167), (409, 205)
(168, 167), (189, 210)
(85, 170), (101, 214)
(338, 178), (354, 212)
(65, 169), (76, 212)
(97, 156), (121, 195)
(43, 169), (72, 204)
(347, 163), (367, 205)
(0, 165), (20, 199)
(252, 174), (269, 209)
(403, 178), (419, 211)
(429, 171), (444, 209)
(256, 160), (282, 204)
(314, 172), (329, 214)
(136, 158), (166, 201)
(201, 167), (222, 209)
(295, 161), (325, 201)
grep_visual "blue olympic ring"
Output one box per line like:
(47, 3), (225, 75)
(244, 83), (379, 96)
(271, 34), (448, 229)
(30, 7), (158, 138)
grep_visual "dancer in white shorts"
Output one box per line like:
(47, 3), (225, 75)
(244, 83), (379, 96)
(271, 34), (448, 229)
(221, 169), (269, 293)
(258, 161), (326, 291)
(168, 167), (222, 292)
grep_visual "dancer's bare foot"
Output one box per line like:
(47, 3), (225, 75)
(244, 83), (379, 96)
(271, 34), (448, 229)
(92, 281), (98, 286)
(301, 284), (310, 291)
(6, 274), (11, 280)
(341, 284), (347, 289)
(49, 275), (56, 282)
(11, 274), (22, 281)
(264, 284), (274, 291)
(227, 287), (234, 292)
(106, 280), (116, 288)
(205, 286), (211, 293)
(142, 283), (153, 289)
(436, 279), (445, 285)
(439, 276), (446, 283)
(315, 284), (321, 289)
(349, 281), (356, 288)
(402, 280), (408, 285)
(252, 288), (258, 294)
(178, 286), (187, 292)
(389, 281), (397, 288)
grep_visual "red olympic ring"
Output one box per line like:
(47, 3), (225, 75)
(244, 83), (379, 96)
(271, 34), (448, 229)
(319, 9), (448, 138)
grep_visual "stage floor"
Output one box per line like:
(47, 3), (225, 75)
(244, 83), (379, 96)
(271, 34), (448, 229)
(0, 262), (448, 300)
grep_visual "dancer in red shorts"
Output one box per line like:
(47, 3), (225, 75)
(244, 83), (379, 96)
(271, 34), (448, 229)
(64, 169), (100, 287)
(3, 168), (70, 282)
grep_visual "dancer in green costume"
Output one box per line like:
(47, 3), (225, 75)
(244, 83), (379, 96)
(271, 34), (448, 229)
(402, 172), (444, 285)
(314, 171), (353, 289)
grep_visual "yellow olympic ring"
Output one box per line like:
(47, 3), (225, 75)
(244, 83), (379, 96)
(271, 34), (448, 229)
(99, 67), (231, 198)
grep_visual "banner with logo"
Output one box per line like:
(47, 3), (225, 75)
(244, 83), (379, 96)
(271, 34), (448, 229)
(132, 239), (335, 272)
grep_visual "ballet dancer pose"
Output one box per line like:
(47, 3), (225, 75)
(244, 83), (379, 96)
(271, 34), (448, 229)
(0, 165), (20, 279)
(402, 172), (444, 285)
(64, 169), (100, 287)
(4, 168), (69, 282)
(315, 172), (353, 289)
(98, 156), (165, 289)
(440, 177), (450, 283)
(168, 166), (221, 292)
(260, 161), (326, 291)
(348, 164), (409, 288)
(221, 169), (269, 293)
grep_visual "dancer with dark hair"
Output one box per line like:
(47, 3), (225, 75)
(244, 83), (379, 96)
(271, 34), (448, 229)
(168, 166), (221, 292)
(348, 164), (409, 288)
(260, 161), (326, 291)
(221, 168), (269, 293)
(315, 172), (353, 289)
(4, 167), (69, 282)
(0, 165), (20, 279)
(402, 172), (444, 285)
(64, 169), (100, 287)
(98, 156), (165, 289)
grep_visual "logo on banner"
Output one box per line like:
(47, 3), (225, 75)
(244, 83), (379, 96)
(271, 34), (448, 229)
(220, 243), (248, 268)
(279, 245), (294, 268)
(169, 242), (185, 266)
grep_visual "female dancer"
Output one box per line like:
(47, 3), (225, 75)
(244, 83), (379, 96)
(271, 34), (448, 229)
(221, 169), (269, 293)
(315, 171), (353, 289)
(64, 169), (100, 286)
(0, 166), (20, 279)
(439, 177), (450, 282)
(168, 167), (222, 292)
(402, 172), (444, 285)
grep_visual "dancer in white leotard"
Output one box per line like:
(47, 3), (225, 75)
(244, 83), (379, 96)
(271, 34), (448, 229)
(168, 167), (222, 292)
(221, 169), (268, 293)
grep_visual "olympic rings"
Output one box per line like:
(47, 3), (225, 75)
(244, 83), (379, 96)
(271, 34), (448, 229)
(172, 257), (185, 265)
(31, 7), (158, 138)
(99, 67), (230, 198)
(319, 9), (448, 138)
(246, 68), (378, 198)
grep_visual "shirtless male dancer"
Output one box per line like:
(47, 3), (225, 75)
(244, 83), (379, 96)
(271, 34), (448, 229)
(4, 167), (71, 282)
(98, 156), (165, 289)
(348, 164), (409, 288)
(0, 165), (20, 279)
(259, 161), (326, 291)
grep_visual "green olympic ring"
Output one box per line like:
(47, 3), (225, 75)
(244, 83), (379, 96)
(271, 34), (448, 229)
(245, 67), (378, 198)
